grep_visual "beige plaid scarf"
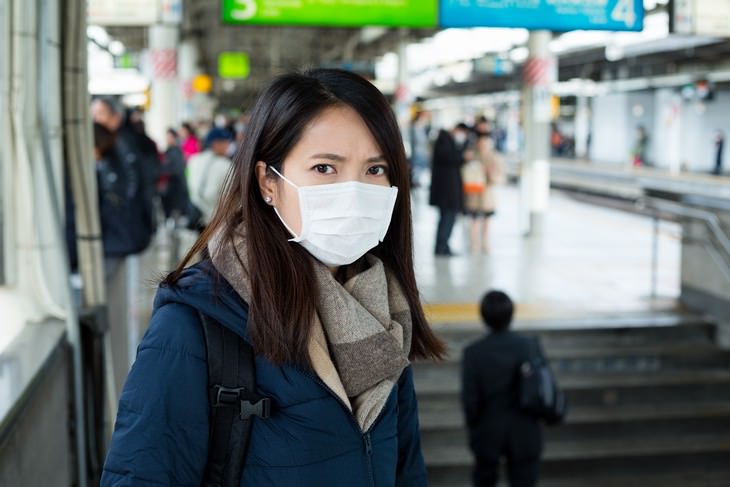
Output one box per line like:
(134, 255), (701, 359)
(209, 227), (411, 432)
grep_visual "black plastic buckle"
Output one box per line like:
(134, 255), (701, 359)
(212, 385), (245, 407)
(240, 397), (271, 420)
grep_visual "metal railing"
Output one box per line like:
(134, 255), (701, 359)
(642, 196), (730, 298)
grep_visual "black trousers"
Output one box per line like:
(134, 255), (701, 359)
(435, 209), (458, 254)
(473, 455), (539, 487)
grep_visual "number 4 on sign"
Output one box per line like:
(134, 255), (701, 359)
(611, 0), (637, 28)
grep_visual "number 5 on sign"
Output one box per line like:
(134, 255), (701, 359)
(231, 0), (257, 21)
(611, 0), (637, 29)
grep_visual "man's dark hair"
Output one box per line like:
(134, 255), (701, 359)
(480, 290), (514, 331)
(95, 96), (124, 116)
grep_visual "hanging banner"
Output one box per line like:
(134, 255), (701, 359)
(439, 0), (643, 32)
(88, 0), (160, 26)
(671, 0), (730, 37)
(221, 0), (437, 28)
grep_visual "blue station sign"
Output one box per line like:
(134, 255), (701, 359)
(439, 0), (643, 32)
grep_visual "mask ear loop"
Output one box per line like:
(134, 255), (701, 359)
(267, 165), (301, 241)
(269, 165), (299, 190)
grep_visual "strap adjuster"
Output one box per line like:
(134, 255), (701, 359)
(241, 397), (271, 420)
(211, 385), (271, 419)
(212, 385), (245, 407)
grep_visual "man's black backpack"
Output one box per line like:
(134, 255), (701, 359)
(518, 337), (566, 425)
(198, 312), (271, 487)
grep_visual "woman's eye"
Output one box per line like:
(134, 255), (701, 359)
(313, 164), (334, 174)
(367, 165), (388, 176)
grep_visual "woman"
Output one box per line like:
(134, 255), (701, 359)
(101, 69), (446, 487)
(180, 121), (201, 161)
(463, 133), (502, 254)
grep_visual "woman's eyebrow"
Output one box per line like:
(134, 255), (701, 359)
(309, 153), (345, 161)
(308, 153), (387, 163)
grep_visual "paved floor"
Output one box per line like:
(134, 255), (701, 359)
(411, 184), (681, 325)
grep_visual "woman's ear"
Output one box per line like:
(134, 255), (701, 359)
(255, 161), (276, 204)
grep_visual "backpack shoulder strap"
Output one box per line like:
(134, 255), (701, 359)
(198, 311), (270, 487)
(527, 335), (544, 365)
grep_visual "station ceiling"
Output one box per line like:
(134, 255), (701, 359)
(106, 0), (436, 110)
(104, 2), (730, 110)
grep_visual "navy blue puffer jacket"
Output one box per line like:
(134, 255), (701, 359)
(101, 262), (428, 486)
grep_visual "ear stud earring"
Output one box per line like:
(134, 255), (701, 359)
(265, 196), (273, 204)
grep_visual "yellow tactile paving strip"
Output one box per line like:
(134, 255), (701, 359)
(422, 302), (564, 323)
(422, 300), (680, 324)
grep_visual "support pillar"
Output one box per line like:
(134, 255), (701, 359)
(395, 28), (411, 133)
(147, 24), (179, 146)
(520, 31), (555, 238)
(575, 93), (590, 160)
(177, 40), (198, 123)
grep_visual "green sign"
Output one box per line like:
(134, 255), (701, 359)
(218, 52), (250, 79)
(222, 0), (437, 28)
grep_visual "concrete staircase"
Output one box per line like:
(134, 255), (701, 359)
(415, 316), (730, 487)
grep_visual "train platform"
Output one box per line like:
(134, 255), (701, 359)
(412, 183), (681, 326)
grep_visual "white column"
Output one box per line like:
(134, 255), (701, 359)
(575, 94), (590, 160)
(395, 29), (411, 133)
(177, 40), (198, 124)
(147, 24), (179, 146)
(520, 31), (554, 237)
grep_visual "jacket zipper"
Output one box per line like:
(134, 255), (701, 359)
(301, 368), (395, 486)
(364, 433), (375, 487)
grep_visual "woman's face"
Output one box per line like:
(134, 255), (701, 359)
(257, 105), (390, 237)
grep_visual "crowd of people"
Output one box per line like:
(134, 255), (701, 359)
(412, 112), (504, 257)
(81, 98), (245, 262)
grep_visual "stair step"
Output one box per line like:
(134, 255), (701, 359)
(423, 433), (730, 466)
(418, 400), (730, 429)
(431, 319), (716, 353)
(421, 416), (730, 448)
(414, 368), (730, 395)
(428, 457), (730, 487)
(416, 344), (730, 374)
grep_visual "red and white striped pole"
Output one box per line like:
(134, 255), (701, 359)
(520, 30), (555, 238)
(146, 24), (179, 147)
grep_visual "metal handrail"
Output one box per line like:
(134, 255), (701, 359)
(643, 197), (730, 260)
(641, 196), (730, 297)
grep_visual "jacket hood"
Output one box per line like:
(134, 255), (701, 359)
(153, 260), (249, 338)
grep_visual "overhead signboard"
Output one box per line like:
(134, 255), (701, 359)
(439, 0), (643, 32)
(88, 0), (160, 26)
(221, 0), (438, 28)
(218, 52), (251, 79)
(671, 0), (730, 37)
(88, 0), (182, 26)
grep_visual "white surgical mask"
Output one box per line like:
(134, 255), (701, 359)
(454, 132), (467, 145)
(270, 166), (398, 267)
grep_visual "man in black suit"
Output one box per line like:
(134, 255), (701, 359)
(461, 291), (543, 487)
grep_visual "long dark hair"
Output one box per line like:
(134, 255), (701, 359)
(166, 68), (446, 366)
